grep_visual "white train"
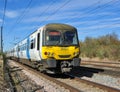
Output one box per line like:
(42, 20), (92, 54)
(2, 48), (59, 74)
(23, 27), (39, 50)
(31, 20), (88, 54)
(7, 23), (81, 73)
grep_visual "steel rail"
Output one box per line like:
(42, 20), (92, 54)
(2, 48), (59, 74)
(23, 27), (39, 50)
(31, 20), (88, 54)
(81, 63), (120, 69)
(65, 73), (120, 92)
(82, 60), (120, 64)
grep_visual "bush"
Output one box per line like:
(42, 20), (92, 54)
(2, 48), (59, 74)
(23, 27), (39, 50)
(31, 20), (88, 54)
(80, 33), (120, 60)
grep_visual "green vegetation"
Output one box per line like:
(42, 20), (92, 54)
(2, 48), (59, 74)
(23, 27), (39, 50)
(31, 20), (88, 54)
(0, 52), (2, 56)
(80, 33), (120, 60)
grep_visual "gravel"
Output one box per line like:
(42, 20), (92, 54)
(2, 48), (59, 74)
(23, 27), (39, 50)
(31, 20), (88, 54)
(22, 69), (70, 92)
(8, 60), (120, 92)
(57, 78), (107, 92)
(81, 73), (120, 90)
(8, 60), (70, 92)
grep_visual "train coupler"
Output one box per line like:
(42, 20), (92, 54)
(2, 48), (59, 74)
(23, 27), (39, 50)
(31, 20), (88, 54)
(61, 61), (72, 73)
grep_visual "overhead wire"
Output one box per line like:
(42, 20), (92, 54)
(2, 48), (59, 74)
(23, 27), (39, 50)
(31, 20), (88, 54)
(5, 0), (34, 50)
(6, 0), (64, 45)
(11, 0), (116, 39)
(4, 0), (120, 50)
(60, 0), (120, 40)
(79, 22), (120, 34)
(6, 0), (33, 36)
(71, 0), (120, 36)
(35, 0), (71, 29)
(7, 0), (120, 43)
(37, 0), (57, 21)
(8, 0), (71, 49)
(22, 0), (71, 38)
(65, 0), (116, 24)
(6, 0), (57, 37)
(7, 0), (119, 35)
(13, 0), (33, 25)
(80, 1), (120, 34)
(23, 0), (57, 36)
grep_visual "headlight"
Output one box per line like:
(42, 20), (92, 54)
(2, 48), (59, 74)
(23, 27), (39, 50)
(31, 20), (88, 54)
(73, 52), (79, 56)
(44, 52), (50, 55)
(51, 53), (54, 57)
(44, 52), (54, 57)
(47, 52), (50, 55)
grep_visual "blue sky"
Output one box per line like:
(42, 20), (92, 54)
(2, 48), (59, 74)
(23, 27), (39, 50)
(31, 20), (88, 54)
(0, 0), (120, 51)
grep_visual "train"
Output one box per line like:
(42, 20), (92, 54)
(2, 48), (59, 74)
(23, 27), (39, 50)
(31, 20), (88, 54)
(7, 23), (81, 73)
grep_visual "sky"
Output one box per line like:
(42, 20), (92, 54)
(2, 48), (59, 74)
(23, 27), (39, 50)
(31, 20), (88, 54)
(0, 0), (120, 51)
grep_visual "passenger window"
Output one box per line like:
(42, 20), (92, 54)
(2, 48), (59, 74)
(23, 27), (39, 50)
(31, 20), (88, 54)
(30, 39), (35, 49)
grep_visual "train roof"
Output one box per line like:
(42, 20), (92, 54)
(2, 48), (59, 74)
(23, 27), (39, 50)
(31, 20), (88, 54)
(43, 23), (77, 31)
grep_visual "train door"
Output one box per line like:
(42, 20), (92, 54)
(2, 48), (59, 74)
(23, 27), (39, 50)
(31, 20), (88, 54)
(29, 31), (41, 61)
(36, 31), (42, 61)
(29, 37), (36, 60)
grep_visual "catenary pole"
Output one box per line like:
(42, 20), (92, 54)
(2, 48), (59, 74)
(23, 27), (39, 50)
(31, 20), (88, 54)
(0, 26), (3, 53)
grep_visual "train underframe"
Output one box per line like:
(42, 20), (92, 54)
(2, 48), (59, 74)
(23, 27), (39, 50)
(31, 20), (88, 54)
(9, 57), (80, 73)
(43, 58), (80, 73)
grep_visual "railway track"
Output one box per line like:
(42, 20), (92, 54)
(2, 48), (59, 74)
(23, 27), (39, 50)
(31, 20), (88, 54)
(82, 60), (120, 64)
(8, 60), (120, 92)
(8, 60), (81, 92)
(81, 60), (120, 69)
(70, 66), (120, 78)
(65, 73), (120, 92)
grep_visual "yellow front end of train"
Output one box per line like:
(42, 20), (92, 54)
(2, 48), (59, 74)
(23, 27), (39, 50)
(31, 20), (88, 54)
(41, 46), (80, 73)
(40, 23), (80, 73)
(42, 46), (80, 60)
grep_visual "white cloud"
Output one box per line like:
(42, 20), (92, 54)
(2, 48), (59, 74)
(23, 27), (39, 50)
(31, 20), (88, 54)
(5, 10), (19, 18)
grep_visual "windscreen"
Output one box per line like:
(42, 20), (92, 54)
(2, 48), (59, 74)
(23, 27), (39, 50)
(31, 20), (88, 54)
(64, 31), (78, 45)
(46, 31), (61, 45)
(45, 30), (78, 46)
